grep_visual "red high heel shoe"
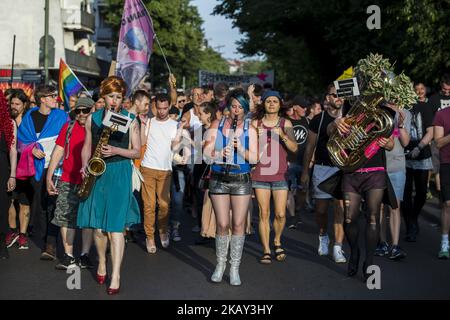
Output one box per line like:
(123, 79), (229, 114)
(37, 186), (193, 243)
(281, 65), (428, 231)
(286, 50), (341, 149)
(107, 287), (120, 295)
(96, 273), (107, 285)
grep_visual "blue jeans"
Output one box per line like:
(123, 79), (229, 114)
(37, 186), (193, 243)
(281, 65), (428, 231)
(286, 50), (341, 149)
(170, 167), (186, 227)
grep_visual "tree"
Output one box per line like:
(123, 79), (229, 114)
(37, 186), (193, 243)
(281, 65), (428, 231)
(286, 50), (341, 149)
(214, 0), (450, 95)
(104, 0), (228, 89)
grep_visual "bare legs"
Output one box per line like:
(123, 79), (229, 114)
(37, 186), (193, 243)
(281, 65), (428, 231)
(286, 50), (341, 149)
(255, 188), (288, 258)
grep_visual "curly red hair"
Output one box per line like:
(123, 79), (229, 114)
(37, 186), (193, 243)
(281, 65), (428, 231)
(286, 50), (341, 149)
(0, 90), (14, 150)
(99, 76), (127, 98)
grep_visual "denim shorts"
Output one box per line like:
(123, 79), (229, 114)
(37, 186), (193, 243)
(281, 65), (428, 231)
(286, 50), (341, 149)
(252, 180), (289, 191)
(287, 163), (303, 191)
(387, 171), (406, 201)
(312, 164), (340, 199)
(208, 172), (252, 195)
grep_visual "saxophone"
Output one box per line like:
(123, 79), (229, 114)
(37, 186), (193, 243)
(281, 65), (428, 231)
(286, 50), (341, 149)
(327, 94), (394, 172)
(77, 123), (119, 200)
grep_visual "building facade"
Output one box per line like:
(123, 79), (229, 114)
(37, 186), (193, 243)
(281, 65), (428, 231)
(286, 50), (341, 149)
(0, 0), (114, 90)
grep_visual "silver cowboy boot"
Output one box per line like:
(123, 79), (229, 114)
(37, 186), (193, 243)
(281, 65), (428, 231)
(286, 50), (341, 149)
(211, 235), (230, 283)
(229, 235), (245, 286)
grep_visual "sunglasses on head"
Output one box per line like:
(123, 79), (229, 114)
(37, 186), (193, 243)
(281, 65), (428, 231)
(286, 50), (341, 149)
(75, 108), (90, 115)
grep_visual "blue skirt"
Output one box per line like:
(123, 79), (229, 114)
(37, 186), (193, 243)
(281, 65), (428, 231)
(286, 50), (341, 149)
(77, 160), (140, 232)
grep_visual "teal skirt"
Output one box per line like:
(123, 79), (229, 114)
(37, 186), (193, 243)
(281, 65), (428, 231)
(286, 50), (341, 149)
(77, 160), (140, 232)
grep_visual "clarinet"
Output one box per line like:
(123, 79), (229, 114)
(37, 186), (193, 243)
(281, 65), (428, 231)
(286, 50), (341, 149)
(224, 117), (238, 176)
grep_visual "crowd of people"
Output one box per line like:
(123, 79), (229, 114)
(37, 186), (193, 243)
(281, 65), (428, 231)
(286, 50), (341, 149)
(0, 72), (449, 295)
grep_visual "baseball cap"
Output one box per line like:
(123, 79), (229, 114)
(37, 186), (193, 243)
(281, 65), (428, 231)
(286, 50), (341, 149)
(292, 95), (309, 108)
(75, 97), (95, 109)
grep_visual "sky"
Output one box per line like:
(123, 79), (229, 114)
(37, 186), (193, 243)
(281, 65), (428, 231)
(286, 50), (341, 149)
(191, 0), (243, 60)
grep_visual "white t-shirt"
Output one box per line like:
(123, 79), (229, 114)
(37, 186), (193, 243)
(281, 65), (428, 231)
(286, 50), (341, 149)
(141, 117), (178, 171)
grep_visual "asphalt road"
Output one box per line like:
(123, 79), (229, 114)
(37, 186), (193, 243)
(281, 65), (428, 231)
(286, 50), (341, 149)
(1, 196), (449, 300)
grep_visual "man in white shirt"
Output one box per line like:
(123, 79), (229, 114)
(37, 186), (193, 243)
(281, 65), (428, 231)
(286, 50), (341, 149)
(140, 94), (186, 253)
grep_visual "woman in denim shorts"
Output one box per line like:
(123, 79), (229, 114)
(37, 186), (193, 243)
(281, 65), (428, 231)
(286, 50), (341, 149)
(251, 91), (298, 264)
(377, 106), (410, 260)
(203, 89), (258, 286)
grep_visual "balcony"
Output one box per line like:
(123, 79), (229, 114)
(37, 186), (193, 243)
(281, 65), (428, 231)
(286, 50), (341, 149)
(62, 9), (96, 34)
(65, 49), (101, 76)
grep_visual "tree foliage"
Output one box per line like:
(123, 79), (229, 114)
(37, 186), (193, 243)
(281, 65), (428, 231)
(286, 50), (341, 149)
(214, 0), (450, 95)
(104, 0), (228, 88)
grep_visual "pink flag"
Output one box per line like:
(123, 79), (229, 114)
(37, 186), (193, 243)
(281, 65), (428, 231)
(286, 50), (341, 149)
(116, 0), (154, 96)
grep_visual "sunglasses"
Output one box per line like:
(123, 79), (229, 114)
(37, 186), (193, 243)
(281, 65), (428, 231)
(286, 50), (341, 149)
(75, 108), (90, 115)
(177, 99), (186, 103)
(328, 93), (338, 98)
(45, 93), (58, 98)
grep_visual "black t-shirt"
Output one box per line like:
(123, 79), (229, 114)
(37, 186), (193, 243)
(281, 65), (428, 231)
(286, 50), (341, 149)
(409, 101), (434, 140)
(31, 110), (49, 134)
(363, 148), (385, 168)
(288, 117), (309, 164)
(428, 93), (450, 114)
(309, 111), (336, 166)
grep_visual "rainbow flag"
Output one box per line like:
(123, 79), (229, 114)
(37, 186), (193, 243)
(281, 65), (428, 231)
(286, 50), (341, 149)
(58, 59), (84, 111)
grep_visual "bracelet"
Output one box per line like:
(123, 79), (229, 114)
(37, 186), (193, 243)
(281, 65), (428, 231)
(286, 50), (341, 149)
(10, 176), (16, 179)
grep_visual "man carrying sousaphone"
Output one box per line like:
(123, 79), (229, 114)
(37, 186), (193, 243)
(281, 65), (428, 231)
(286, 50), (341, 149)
(321, 54), (417, 280)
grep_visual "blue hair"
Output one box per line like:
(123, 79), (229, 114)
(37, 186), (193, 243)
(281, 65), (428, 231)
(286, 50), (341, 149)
(229, 94), (250, 113)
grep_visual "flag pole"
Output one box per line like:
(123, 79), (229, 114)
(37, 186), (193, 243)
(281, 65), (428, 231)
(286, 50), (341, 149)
(139, 0), (172, 75)
(10, 35), (16, 88)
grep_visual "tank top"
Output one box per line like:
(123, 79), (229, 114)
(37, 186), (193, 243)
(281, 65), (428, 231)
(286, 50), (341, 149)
(189, 108), (202, 133)
(252, 118), (288, 182)
(91, 108), (135, 163)
(211, 117), (251, 174)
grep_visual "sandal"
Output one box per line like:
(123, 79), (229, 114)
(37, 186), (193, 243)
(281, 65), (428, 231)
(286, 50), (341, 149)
(259, 253), (272, 264)
(274, 245), (287, 262)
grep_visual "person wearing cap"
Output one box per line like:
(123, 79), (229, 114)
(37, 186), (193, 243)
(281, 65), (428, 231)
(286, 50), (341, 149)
(290, 95), (309, 120)
(285, 96), (310, 229)
(46, 97), (95, 270)
(251, 90), (298, 264)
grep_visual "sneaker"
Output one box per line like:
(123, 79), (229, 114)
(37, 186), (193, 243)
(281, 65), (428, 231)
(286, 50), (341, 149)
(55, 254), (77, 270)
(5, 231), (19, 248)
(171, 227), (181, 242)
(287, 217), (297, 229)
(17, 234), (29, 250)
(79, 254), (94, 269)
(389, 245), (406, 260)
(318, 234), (329, 256)
(333, 245), (347, 263)
(40, 243), (56, 261)
(191, 225), (201, 233)
(438, 241), (449, 259)
(374, 242), (390, 256)
(160, 233), (170, 248)
(287, 223), (297, 230)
